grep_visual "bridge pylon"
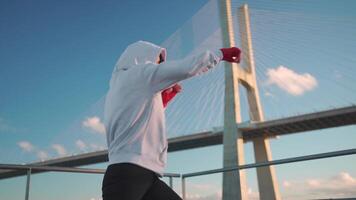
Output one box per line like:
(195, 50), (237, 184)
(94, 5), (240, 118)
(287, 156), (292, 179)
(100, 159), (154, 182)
(219, 1), (281, 199)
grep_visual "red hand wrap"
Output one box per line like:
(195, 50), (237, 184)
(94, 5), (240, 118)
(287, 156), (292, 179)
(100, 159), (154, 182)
(161, 84), (182, 107)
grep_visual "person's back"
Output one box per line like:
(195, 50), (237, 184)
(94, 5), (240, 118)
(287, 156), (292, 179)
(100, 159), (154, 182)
(104, 53), (168, 177)
(104, 41), (170, 178)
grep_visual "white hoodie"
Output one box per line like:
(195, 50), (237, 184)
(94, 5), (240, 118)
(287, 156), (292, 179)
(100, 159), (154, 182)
(104, 41), (222, 177)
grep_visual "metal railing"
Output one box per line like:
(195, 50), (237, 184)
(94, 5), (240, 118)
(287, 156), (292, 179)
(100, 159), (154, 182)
(180, 148), (356, 199)
(0, 164), (180, 200)
(1, 148), (356, 200)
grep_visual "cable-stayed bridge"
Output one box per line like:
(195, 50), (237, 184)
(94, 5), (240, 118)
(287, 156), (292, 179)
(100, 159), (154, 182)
(1, 0), (356, 199)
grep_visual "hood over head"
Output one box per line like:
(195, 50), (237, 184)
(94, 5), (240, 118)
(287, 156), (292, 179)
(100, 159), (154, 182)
(113, 40), (166, 72)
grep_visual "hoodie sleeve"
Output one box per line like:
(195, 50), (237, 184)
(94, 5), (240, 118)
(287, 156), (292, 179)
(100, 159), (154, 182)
(144, 49), (223, 93)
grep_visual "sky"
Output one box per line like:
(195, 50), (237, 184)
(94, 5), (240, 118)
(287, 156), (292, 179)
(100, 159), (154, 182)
(1, 0), (356, 199)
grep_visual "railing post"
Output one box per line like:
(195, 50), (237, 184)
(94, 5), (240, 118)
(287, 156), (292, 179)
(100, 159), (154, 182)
(25, 168), (31, 200)
(169, 176), (173, 188)
(181, 177), (186, 200)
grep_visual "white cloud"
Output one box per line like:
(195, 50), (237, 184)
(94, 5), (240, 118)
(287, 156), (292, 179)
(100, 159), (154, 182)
(266, 66), (317, 96)
(76, 140), (105, 152)
(189, 183), (217, 191)
(90, 143), (106, 151)
(186, 188), (259, 200)
(306, 172), (356, 197)
(185, 183), (221, 200)
(264, 91), (278, 100)
(17, 141), (50, 161)
(247, 187), (260, 200)
(76, 139), (87, 151)
(338, 172), (356, 184)
(89, 198), (102, 200)
(264, 91), (274, 97)
(51, 144), (67, 156)
(283, 172), (356, 198)
(36, 150), (49, 161)
(186, 193), (220, 200)
(184, 173), (356, 200)
(185, 183), (258, 200)
(82, 116), (106, 135)
(307, 179), (320, 187)
(283, 180), (291, 188)
(17, 141), (35, 152)
(216, 189), (222, 199)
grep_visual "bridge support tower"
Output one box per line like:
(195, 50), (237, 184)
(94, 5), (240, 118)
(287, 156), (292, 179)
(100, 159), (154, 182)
(219, 1), (281, 199)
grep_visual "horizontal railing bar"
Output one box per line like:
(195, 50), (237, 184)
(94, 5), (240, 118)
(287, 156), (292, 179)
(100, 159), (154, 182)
(0, 164), (105, 174)
(182, 148), (356, 178)
(162, 173), (181, 178)
(2, 148), (356, 179)
(0, 164), (180, 177)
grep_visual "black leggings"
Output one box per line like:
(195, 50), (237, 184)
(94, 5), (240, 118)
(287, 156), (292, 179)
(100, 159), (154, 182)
(102, 163), (182, 200)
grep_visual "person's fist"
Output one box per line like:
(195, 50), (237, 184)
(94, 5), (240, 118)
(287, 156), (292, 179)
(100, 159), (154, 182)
(172, 84), (182, 93)
(161, 84), (182, 108)
(220, 47), (241, 63)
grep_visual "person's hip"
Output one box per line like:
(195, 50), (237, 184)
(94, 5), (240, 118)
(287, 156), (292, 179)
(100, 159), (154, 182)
(102, 162), (157, 195)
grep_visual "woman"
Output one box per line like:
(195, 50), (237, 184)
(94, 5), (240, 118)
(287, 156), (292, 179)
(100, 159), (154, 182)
(102, 40), (240, 200)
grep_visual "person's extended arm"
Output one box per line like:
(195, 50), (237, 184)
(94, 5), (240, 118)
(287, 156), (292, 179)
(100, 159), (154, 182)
(144, 47), (240, 93)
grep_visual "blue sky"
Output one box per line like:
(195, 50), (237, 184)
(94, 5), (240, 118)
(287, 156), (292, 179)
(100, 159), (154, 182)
(1, 0), (356, 199)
